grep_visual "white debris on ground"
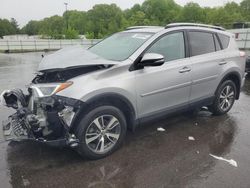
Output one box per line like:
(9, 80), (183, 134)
(157, 127), (166, 132)
(195, 122), (198, 126)
(188, 136), (195, 141)
(209, 154), (238, 167)
(196, 151), (200, 154)
(21, 176), (30, 187)
(201, 106), (208, 110)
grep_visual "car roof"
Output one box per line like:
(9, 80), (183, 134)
(123, 26), (165, 33)
(123, 25), (232, 37)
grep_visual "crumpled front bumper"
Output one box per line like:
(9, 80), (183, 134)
(1, 89), (83, 147)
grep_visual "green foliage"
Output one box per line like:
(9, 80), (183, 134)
(22, 20), (41, 35)
(240, 0), (250, 20)
(178, 3), (206, 23)
(64, 28), (79, 39)
(0, 18), (19, 38)
(1, 0), (250, 39)
(86, 4), (125, 38)
(141, 0), (181, 25)
(85, 32), (95, 39)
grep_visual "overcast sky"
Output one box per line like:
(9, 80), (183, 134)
(0, 0), (243, 27)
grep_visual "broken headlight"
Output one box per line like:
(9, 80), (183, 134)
(31, 81), (73, 97)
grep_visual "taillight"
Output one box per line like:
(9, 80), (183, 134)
(240, 51), (246, 57)
(235, 33), (239, 39)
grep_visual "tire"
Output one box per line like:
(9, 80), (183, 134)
(75, 105), (127, 160)
(209, 80), (237, 116)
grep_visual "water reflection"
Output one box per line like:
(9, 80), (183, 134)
(87, 166), (120, 188)
(6, 110), (237, 188)
(209, 115), (236, 156)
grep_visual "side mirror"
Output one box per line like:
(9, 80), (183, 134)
(139, 53), (165, 67)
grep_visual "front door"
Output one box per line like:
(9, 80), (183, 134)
(135, 31), (192, 119)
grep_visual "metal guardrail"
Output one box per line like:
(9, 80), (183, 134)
(0, 39), (100, 52)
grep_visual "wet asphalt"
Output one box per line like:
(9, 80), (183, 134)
(0, 52), (250, 188)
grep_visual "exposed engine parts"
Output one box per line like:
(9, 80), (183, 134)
(3, 114), (28, 141)
(32, 65), (109, 84)
(1, 88), (82, 147)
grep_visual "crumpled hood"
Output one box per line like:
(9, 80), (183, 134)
(38, 45), (118, 71)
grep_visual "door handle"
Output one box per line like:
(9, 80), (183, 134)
(219, 60), (227, 65)
(179, 66), (191, 73)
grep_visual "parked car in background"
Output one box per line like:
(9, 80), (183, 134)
(246, 56), (250, 73)
(1, 23), (246, 159)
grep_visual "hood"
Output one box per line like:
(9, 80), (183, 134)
(38, 45), (118, 71)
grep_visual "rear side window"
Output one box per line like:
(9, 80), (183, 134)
(217, 33), (230, 49)
(189, 31), (215, 56)
(214, 34), (222, 51)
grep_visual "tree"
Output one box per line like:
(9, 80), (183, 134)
(178, 2), (206, 23)
(0, 19), (18, 38)
(129, 11), (150, 26)
(39, 15), (65, 38)
(86, 4), (126, 38)
(141, 0), (181, 25)
(22, 20), (41, 35)
(10, 18), (19, 33)
(14, 0), (250, 39)
(240, 0), (250, 20)
(64, 28), (79, 39)
(63, 10), (87, 34)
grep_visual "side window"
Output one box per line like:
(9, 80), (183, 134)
(214, 34), (222, 51)
(218, 33), (230, 49)
(189, 31), (215, 56)
(147, 32), (185, 62)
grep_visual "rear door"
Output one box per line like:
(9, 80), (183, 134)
(188, 30), (224, 103)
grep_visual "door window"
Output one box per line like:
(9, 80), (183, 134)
(217, 33), (230, 49)
(189, 31), (215, 56)
(147, 32), (185, 62)
(214, 34), (222, 51)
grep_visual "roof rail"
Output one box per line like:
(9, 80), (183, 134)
(165, 23), (225, 31)
(126, 26), (162, 30)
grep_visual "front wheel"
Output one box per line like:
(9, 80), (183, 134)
(209, 80), (237, 116)
(75, 106), (127, 159)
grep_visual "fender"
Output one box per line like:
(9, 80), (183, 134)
(70, 92), (137, 132)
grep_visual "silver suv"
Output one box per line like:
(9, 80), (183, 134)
(1, 23), (246, 159)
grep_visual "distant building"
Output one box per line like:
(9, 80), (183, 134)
(3, 34), (29, 40)
(2, 34), (43, 40)
(79, 35), (87, 39)
(28, 35), (42, 40)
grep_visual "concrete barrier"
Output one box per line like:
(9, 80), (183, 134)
(0, 39), (100, 52)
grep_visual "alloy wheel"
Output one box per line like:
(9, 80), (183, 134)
(219, 85), (235, 111)
(85, 115), (121, 154)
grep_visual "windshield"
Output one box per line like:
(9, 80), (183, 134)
(89, 32), (153, 61)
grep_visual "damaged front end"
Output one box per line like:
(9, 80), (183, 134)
(1, 85), (82, 148)
(1, 46), (117, 148)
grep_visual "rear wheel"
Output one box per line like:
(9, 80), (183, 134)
(75, 106), (127, 159)
(209, 80), (237, 115)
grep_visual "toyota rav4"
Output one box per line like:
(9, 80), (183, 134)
(0, 23), (246, 159)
